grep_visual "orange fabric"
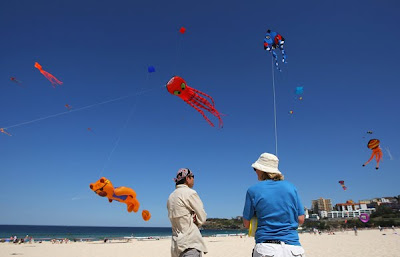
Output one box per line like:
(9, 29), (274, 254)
(89, 177), (140, 213)
(142, 210), (151, 221)
(0, 128), (11, 136)
(34, 62), (63, 88)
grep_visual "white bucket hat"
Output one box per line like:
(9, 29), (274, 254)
(251, 153), (281, 174)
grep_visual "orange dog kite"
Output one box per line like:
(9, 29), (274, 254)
(34, 62), (63, 88)
(363, 139), (383, 170)
(90, 177), (140, 213)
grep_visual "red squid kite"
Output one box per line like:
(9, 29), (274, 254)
(34, 62), (63, 88)
(166, 76), (223, 128)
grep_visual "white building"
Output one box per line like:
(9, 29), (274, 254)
(327, 208), (375, 219)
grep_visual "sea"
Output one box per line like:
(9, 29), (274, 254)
(0, 225), (247, 241)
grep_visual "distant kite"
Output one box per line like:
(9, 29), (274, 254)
(367, 131), (373, 134)
(166, 76), (223, 128)
(363, 139), (383, 170)
(264, 29), (287, 71)
(338, 180), (347, 191)
(34, 62), (63, 88)
(142, 210), (151, 221)
(288, 110), (294, 115)
(65, 104), (72, 111)
(179, 27), (186, 34)
(87, 128), (94, 133)
(10, 77), (22, 85)
(0, 128), (11, 136)
(90, 177), (140, 213)
(148, 66), (155, 73)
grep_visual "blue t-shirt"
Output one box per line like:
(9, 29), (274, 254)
(243, 180), (304, 246)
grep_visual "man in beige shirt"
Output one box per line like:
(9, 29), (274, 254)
(167, 168), (208, 257)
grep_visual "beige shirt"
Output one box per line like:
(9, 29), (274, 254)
(167, 184), (208, 257)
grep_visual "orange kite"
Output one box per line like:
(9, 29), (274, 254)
(0, 128), (11, 136)
(34, 62), (63, 88)
(363, 139), (383, 170)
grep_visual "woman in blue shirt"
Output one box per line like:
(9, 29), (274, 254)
(243, 153), (306, 257)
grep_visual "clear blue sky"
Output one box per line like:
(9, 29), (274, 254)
(1, 0), (399, 227)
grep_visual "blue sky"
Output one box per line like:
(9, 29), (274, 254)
(1, 0), (399, 227)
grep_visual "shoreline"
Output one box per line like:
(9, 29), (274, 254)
(1, 230), (399, 257)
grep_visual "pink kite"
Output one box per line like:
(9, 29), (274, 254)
(34, 62), (63, 88)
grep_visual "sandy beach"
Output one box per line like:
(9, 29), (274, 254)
(1, 229), (399, 257)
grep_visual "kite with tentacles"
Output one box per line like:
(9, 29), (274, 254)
(363, 139), (383, 170)
(166, 76), (223, 128)
(34, 62), (63, 88)
(0, 128), (11, 136)
(264, 29), (287, 71)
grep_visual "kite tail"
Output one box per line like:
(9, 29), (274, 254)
(191, 87), (215, 107)
(192, 95), (223, 128)
(271, 51), (281, 72)
(363, 152), (375, 166)
(281, 48), (287, 63)
(185, 99), (215, 127)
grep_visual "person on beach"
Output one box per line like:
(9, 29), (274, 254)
(167, 168), (208, 257)
(242, 153), (306, 257)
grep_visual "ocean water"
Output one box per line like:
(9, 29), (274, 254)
(0, 225), (246, 240)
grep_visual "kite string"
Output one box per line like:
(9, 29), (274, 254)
(3, 85), (164, 130)
(99, 95), (139, 177)
(272, 55), (278, 157)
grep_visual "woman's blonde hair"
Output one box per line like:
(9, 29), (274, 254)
(260, 172), (284, 181)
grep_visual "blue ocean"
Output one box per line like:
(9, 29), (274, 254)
(0, 225), (246, 241)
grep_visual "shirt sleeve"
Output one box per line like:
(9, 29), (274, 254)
(188, 193), (207, 226)
(242, 190), (254, 220)
(295, 188), (305, 216)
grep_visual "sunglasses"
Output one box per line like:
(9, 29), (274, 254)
(94, 182), (108, 193)
(188, 175), (195, 179)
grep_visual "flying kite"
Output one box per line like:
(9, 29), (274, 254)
(166, 76), (223, 128)
(367, 131), (373, 134)
(264, 29), (287, 71)
(363, 139), (383, 169)
(0, 128), (11, 136)
(34, 62), (63, 88)
(288, 110), (294, 115)
(338, 180), (347, 191)
(295, 87), (304, 100)
(179, 27), (186, 34)
(65, 104), (72, 111)
(10, 77), (22, 85)
(147, 66), (155, 73)
(90, 177), (140, 213)
(142, 210), (151, 221)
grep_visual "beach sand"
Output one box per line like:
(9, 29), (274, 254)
(0, 229), (399, 257)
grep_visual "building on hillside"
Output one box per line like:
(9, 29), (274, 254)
(327, 208), (375, 219)
(335, 200), (367, 211)
(311, 198), (333, 213)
